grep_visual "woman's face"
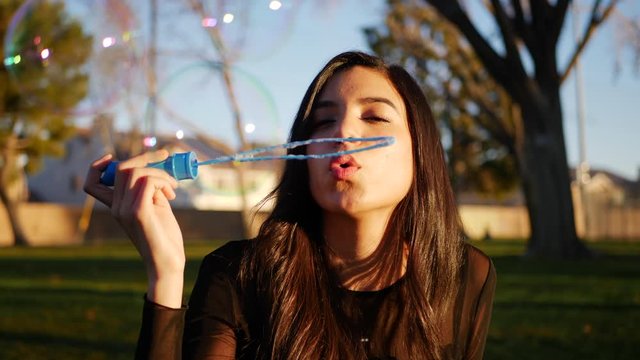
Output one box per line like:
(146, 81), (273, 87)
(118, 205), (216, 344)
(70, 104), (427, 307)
(306, 66), (414, 218)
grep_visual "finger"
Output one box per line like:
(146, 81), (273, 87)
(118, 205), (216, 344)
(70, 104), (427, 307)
(153, 179), (177, 204)
(113, 150), (171, 208)
(127, 176), (176, 214)
(84, 154), (115, 207)
(159, 182), (177, 201)
(121, 171), (176, 208)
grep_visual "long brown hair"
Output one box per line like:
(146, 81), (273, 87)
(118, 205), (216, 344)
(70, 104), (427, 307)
(240, 51), (465, 359)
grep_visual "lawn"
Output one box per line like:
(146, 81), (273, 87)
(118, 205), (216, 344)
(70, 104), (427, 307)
(1, 239), (639, 359)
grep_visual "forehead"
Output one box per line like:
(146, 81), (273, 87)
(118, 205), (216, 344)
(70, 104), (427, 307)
(318, 66), (405, 110)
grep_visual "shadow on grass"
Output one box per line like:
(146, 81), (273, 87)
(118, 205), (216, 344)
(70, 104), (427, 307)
(1, 240), (638, 359)
(491, 254), (640, 278)
(494, 300), (640, 311)
(0, 330), (134, 354)
(484, 249), (640, 360)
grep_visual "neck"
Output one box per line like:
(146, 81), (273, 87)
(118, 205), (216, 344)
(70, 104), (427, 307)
(322, 209), (407, 291)
(323, 213), (387, 260)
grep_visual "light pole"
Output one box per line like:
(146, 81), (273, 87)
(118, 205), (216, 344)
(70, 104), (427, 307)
(573, 1), (591, 239)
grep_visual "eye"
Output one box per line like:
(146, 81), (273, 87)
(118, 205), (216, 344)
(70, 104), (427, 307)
(309, 118), (335, 133)
(363, 115), (390, 123)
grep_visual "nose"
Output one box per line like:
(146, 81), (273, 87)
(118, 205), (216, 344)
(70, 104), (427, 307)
(332, 111), (361, 140)
(330, 119), (361, 151)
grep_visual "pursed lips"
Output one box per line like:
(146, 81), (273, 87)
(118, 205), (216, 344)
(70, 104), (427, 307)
(329, 155), (360, 180)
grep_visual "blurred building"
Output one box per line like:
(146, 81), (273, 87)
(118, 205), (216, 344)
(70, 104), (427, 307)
(18, 121), (640, 243)
(571, 167), (640, 240)
(26, 118), (281, 211)
(455, 167), (640, 241)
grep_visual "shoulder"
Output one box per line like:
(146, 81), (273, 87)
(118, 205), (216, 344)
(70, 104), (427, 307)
(189, 240), (252, 307)
(463, 243), (497, 296)
(201, 239), (251, 272)
(192, 240), (251, 290)
(187, 240), (253, 334)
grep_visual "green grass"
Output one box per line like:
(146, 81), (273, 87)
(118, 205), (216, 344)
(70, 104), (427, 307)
(473, 240), (640, 359)
(1, 239), (639, 359)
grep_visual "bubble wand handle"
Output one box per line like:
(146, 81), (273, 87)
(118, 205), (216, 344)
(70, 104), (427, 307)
(99, 136), (394, 186)
(100, 152), (198, 186)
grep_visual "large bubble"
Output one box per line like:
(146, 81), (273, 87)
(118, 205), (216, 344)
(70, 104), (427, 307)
(207, 0), (300, 61)
(153, 60), (283, 150)
(149, 60), (284, 207)
(153, 0), (301, 63)
(3, 0), (139, 117)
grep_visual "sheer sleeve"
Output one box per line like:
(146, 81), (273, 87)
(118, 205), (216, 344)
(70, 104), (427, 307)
(464, 248), (497, 360)
(135, 241), (249, 360)
(135, 297), (187, 360)
(183, 247), (244, 359)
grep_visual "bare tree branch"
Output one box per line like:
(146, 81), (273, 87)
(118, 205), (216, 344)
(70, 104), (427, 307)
(553, 0), (571, 42)
(425, 0), (523, 96)
(509, 0), (535, 53)
(560, 0), (619, 83)
(490, 0), (527, 77)
(529, 0), (551, 36)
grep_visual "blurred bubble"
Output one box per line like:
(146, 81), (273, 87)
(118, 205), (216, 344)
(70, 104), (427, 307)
(3, 0), (139, 117)
(195, 0), (301, 61)
(151, 60), (283, 203)
(153, 60), (283, 150)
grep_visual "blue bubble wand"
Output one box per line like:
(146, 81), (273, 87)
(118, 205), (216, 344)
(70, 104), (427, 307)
(100, 136), (395, 186)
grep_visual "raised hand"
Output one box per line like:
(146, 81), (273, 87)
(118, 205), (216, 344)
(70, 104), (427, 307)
(84, 150), (185, 308)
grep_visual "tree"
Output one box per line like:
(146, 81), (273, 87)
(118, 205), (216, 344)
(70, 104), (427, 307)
(371, 0), (634, 258)
(366, 3), (522, 199)
(0, 1), (91, 246)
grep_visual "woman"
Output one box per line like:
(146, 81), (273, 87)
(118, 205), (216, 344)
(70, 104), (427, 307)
(84, 51), (496, 359)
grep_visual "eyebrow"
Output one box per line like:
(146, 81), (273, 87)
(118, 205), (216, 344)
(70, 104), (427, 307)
(314, 97), (401, 115)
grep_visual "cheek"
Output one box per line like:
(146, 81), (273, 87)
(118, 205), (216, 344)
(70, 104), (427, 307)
(395, 153), (414, 189)
(385, 136), (414, 191)
(307, 158), (325, 192)
(306, 142), (328, 157)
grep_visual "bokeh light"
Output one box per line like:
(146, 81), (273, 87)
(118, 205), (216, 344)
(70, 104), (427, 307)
(244, 123), (256, 134)
(269, 1), (283, 11)
(188, 0), (301, 62)
(143, 136), (157, 147)
(222, 13), (234, 24)
(39, 48), (50, 59)
(201, 17), (217, 28)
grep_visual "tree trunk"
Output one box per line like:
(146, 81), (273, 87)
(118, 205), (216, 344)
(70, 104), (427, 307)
(0, 137), (29, 247)
(518, 95), (591, 258)
(186, 0), (253, 239)
(0, 186), (29, 247)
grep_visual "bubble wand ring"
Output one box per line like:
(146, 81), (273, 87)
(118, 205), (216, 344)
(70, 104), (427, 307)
(100, 136), (395, 186)
(197, 136), (395, 164)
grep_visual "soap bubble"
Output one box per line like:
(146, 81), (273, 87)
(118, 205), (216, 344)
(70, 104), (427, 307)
(153, 60), (284, 150)
(216, 0), (300, 61)
(3, 0), (139, 117)
(150, 61), (283, 208)
(171, 0), (300, 62)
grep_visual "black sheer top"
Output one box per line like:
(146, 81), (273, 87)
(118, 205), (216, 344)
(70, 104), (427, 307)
(136, 240), (496, 359)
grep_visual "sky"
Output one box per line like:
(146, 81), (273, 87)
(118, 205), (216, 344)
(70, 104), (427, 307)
(228, 0), (640, 180)
(34, 0), (637, 180)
